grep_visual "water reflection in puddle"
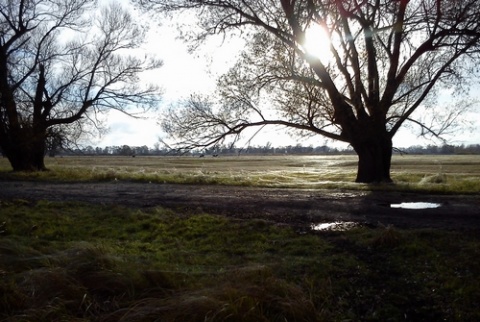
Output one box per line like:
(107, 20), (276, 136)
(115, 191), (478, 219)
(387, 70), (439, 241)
(390, 202), (441, 209)
(311, 222), (358, 231)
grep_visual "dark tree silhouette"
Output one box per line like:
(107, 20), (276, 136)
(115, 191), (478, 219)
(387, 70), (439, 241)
(0, 1), (161, 171)
(139, 0), (480, 183)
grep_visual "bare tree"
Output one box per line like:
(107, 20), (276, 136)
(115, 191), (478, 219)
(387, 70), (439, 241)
(0, 0), (162, 171)
(139, 0), (480, 183)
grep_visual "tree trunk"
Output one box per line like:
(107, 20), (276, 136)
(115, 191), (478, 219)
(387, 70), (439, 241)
(351, 132), (393, 183)
(1, 128), (47, 172)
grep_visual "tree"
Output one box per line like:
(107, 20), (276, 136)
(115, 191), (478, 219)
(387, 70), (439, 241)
(140, 0), (480, 183)
(0, 0), (161, 171)
(45, 126), (66, 157)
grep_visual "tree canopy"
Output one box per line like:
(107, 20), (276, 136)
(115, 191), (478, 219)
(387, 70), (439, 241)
(139, 0), (480, 182)
(0, 0), (162, 171)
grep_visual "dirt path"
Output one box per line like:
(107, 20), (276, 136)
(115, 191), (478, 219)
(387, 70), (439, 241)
(0, 180), (479, 230)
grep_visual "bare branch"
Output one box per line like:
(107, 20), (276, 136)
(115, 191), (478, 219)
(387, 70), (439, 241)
(138, 0), (480, 182)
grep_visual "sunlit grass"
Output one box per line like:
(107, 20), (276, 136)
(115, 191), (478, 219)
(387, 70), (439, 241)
(0, 154), (479, 193)
(1, 200), (479, 321)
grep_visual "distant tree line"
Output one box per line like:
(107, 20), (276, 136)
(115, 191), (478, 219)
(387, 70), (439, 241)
(24, 142), (480, 157)
(400, 144), (480, 155)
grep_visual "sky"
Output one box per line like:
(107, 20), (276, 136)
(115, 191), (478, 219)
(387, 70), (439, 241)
(94, 1), (480, 150)
(94, 6), (247, 148)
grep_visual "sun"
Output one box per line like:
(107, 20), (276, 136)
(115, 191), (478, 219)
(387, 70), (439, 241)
(303, 23), (332, 63)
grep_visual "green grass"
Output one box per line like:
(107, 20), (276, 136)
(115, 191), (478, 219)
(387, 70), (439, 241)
(0, 154), (478, 319)
(1, 154), (479, 193)
(1, 200), (480, 321)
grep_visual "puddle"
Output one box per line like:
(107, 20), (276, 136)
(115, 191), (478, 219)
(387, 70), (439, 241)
(390, 202), (441, 209)
(311, 221), (359, 231)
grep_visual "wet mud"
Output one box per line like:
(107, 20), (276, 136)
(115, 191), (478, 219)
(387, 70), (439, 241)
(0, 180), (479, 230)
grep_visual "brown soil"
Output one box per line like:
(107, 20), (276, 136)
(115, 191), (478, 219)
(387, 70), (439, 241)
(0, 180), (479, 230)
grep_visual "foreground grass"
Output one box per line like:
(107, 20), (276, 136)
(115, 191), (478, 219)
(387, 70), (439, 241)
(1, 154), (479, 193)
(1, 200), (479, 321)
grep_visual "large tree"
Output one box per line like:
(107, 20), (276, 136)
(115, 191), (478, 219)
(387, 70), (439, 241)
(0, 0), (161, 171)
(141, 0), (480, 183)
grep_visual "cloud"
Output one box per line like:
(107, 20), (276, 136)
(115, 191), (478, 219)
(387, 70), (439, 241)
(98, 110), (162, 147)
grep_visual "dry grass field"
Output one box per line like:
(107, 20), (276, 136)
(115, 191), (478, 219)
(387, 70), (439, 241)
(1, 154), (479, 193)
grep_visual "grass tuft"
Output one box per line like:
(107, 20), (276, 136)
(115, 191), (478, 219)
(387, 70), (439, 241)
(370, 225), (403, 248)
(420, 173), (448, 184)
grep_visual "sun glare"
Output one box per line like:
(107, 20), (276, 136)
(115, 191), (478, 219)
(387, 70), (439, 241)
(303, 24), (332, 63)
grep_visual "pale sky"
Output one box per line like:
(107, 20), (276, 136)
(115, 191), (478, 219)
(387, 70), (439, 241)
(94, 1), (480, 149)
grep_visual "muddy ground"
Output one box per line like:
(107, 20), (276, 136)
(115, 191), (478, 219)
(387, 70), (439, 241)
(0, 180), (479, 230)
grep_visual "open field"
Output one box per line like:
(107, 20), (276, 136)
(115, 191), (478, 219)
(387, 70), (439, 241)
(1, 154), (479, 321)
(1, 154), (479, 193)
